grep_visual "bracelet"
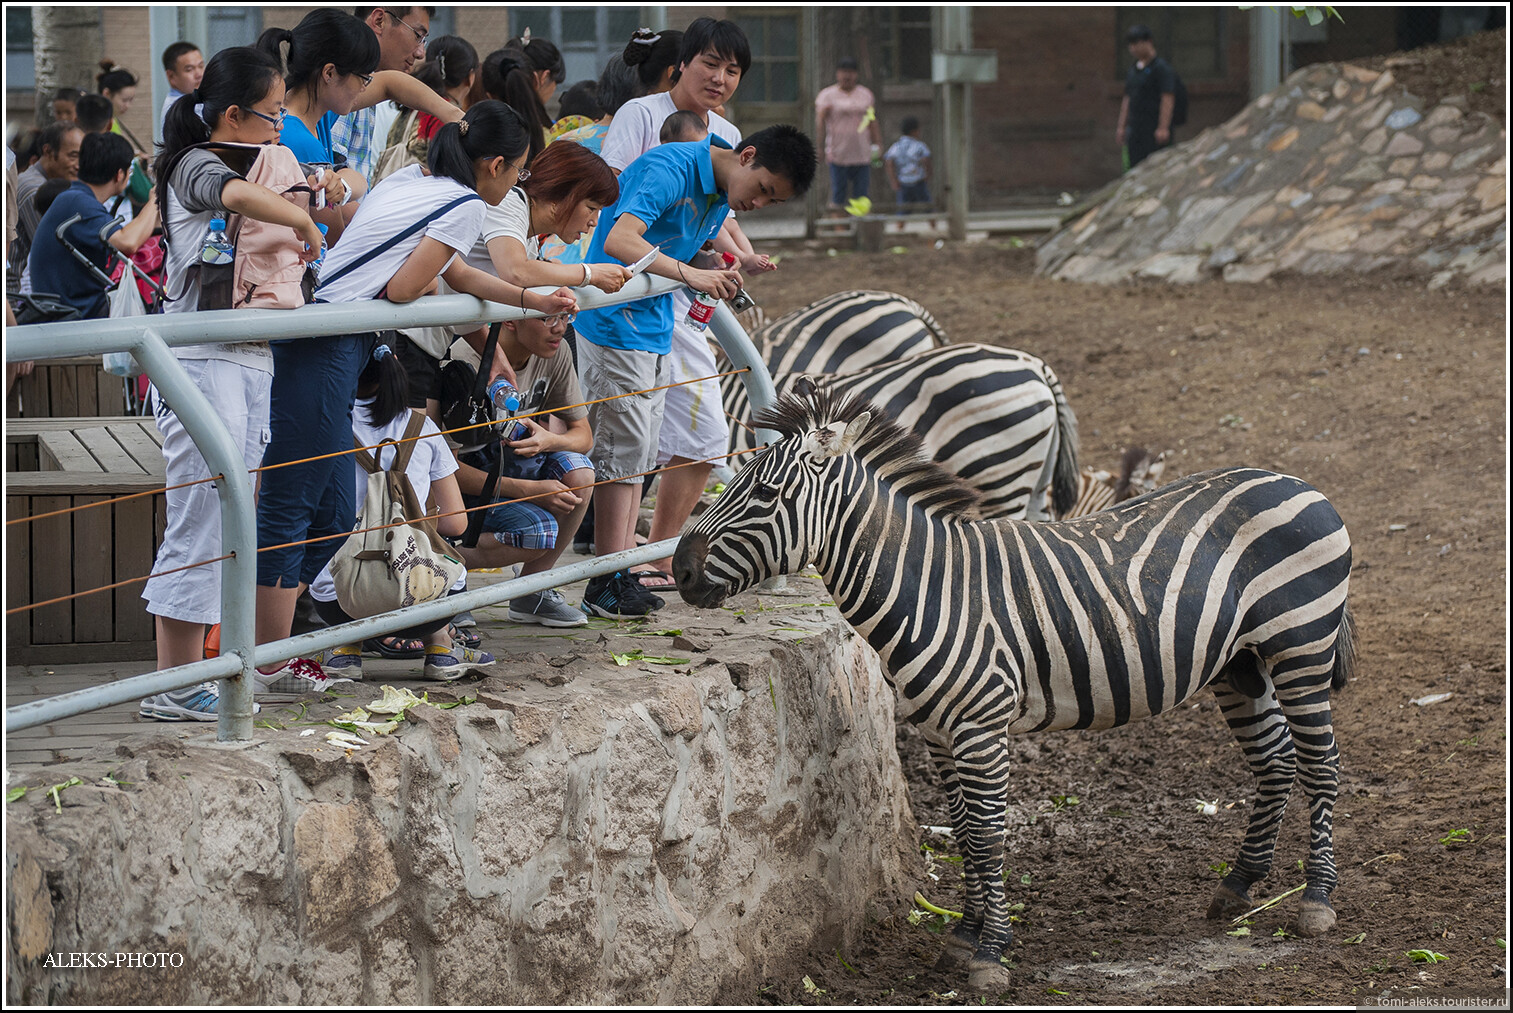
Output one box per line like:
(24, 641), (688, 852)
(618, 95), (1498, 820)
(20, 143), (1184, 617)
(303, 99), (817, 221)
(581, 263), (592, 286)
(676, 261), (688, 284)
(337, 179), (353, 207)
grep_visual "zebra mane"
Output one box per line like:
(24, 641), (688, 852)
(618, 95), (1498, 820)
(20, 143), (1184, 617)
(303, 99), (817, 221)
(756, 387), (983, 518)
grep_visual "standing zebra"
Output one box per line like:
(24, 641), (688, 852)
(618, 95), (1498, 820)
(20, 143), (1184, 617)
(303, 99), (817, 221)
(743, 289), (949, 375)
(674, 388), (1354, 991)
(723, 344), (1081, 520)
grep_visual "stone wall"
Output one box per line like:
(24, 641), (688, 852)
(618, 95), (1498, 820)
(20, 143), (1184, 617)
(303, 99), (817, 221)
(5, 616), (916, 1005)
(1037, 61), (1506, 288)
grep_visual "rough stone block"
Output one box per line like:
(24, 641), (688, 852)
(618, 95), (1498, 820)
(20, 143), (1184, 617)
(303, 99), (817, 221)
(1451, 145), (1496, 172)
(1384, 107), (1423, 130)
(1474, 176), (1505, 211)
(1353, 228), (1407, 254)
(1360, 128), (1388, 154)
(1136, 252), (1206, 283)
(1383, 132), (1424, 156)
(1341, 64), (1380, 84)
(1409, 174), (1441, 191)
(1359, 97), (1392, 130)
(1332, 79), (1352, 100)
(1364, 178), (1407, 197)
(1319, 186), (1354, 202)
(1296, 101), (1327, 122)
(1223, 259), (1277, 283)
(1420, 151), (1452, 171)
(1389, 156), (1419, 176)
(1422, 104), (1464, 128)
(1370, 70), (1396, 95)
(1267, 126), (1300, 152)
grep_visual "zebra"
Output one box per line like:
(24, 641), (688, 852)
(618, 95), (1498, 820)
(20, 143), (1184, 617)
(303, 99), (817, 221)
(673, 386), (1355, 991)
(743, 289), (949, 376)
(723, 344), (1081, 520)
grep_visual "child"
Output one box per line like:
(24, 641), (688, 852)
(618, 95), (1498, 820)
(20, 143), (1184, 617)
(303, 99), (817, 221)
(659, 110), (706, 145)
(305, 345), (491, 681)
(571, 124), (816, 618)
(885, 116), (932, 214)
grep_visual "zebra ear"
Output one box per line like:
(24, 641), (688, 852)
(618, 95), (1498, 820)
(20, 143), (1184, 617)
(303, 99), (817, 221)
(809, 410), (872, 459)
(793, 376), (819, 398)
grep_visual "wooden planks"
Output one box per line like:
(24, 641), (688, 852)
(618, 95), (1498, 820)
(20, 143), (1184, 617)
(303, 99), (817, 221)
(5, 358), (128, 418)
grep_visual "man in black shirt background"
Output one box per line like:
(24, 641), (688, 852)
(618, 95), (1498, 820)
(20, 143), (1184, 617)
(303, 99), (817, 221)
(1116, 23), (1176, 169)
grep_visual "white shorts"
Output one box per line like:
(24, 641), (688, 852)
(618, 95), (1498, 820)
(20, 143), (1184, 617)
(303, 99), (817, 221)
(656, 293), (730, 467)
(141, 358), (272, 625)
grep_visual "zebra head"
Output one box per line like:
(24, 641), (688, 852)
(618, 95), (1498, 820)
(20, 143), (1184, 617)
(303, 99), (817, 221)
(674, 381), (875, 608)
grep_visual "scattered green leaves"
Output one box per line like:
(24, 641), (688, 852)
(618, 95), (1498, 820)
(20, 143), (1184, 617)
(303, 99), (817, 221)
(610, 649), (690, 667)
(1209, 861), (1231, 876)
(1228, 926), (1252, 937)
(801, 975), (826, 996)
(1439, 828), (1473, 846)
(845, 196), (872, 217)
(1048, 988), (1069, 996)
(835, 949), (857, 973)
(7, 785), (28, 803)
(47, 777), (83, 814)
(1050, 793), (1081, 813)
(433, 695), (476, 710)
(1406, 949), (1447, 964)
(1344, 932), (1366, 945)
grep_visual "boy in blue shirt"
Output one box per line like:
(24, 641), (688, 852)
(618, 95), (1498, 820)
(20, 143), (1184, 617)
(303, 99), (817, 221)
(29, 132), (158, 319)
(573, 124), (816, 617)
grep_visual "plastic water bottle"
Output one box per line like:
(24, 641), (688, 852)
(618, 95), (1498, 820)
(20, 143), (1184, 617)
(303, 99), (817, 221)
(200, 218), (234, 265)
(685, 288), (719, 332)
(486, 378), (529, 441)
(308, 223), (330, 282)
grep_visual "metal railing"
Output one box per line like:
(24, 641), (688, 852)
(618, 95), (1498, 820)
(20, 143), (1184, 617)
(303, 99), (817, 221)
(4, 278), (779, 739)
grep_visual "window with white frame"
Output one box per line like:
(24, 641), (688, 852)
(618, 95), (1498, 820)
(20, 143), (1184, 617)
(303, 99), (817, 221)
(509, 8), (646, 87)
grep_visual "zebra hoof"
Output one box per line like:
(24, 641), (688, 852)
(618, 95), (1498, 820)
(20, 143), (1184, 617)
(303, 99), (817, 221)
(934, 933), (975, 971)
(1294, 899), (1337, 937)
(1205, 884), (1252, 921)
(967, 957), (1012, 994)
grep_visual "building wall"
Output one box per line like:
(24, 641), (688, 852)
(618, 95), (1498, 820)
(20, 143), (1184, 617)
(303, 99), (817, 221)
(99, 8), (156, 151)
(969, 7), (1252, 195)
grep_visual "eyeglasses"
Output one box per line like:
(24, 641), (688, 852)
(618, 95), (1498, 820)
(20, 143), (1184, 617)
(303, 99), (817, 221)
(541, 311), (576, 326)
(510, 160), (531, 182)
(352, 71), (375, 88)
(245, 106), (286, 128)
(387, 10), (429, 46)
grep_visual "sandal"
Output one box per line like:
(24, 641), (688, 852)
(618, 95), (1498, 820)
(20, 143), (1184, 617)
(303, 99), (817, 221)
(630, 569), (677, 589)
(451, 624), (482, 650)
(362, 636), (427, 659)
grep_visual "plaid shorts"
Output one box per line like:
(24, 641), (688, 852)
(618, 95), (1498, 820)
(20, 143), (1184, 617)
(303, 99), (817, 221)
(482, 450), (594, 550)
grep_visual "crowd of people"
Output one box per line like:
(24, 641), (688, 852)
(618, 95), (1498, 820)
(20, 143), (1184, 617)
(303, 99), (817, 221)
(3, 8), (820, 723)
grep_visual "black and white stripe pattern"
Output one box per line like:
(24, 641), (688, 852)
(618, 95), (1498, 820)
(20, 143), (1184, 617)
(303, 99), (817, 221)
(747, 289), (949, 376)
(675, 389), (1354, 988)
(1057, 447), (1167, 520)
(725, 344), (1080, 520)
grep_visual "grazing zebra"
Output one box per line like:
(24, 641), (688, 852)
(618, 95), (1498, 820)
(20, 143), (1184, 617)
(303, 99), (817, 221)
(674, 387), (1354, 991)
(1057, 447), (1167, 520)
(745, 289), (949, 375)
(723, 344), (1080, 520)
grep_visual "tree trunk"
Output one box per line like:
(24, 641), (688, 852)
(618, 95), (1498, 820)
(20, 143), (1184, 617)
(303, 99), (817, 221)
(32, 6), (104, 126)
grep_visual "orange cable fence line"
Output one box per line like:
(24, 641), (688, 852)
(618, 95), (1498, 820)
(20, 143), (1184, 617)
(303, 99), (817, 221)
(5, 366), (753, 528)
(5, 444), (767, 616)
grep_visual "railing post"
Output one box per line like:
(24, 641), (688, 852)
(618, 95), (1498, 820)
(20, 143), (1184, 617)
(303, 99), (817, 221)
(128, 331), (258, 741)
(707, 301), (779, 448)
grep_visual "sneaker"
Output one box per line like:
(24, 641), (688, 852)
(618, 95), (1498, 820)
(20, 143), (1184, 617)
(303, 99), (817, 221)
(423, 646), (496, 681)
(451, 610), (477, 629)
(253, 657), (350, 698)
(581, 571), (664, 619)
(509, 588), (589, 627)
(319, 646), (365, 680)
(139, 681), (260, 722)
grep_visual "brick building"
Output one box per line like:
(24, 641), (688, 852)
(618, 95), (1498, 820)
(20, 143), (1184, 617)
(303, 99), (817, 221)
(5, 6), (1499, 203)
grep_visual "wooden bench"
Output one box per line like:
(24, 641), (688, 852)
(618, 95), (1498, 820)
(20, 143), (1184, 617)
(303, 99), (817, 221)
(5, 356), (132, 418)
(7, 418), (168, 664)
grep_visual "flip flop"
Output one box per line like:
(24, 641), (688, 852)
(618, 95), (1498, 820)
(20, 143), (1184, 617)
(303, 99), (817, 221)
(451, 624), (482, 650)
(363, 636), (427, 659)
(630, 569), (677, 589)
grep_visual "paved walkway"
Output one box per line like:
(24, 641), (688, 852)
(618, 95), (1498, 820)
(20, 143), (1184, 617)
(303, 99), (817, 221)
(4, 554), (637, 770)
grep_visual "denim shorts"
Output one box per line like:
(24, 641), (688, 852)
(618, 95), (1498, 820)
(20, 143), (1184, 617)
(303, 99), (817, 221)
(480, 450), (594, 550)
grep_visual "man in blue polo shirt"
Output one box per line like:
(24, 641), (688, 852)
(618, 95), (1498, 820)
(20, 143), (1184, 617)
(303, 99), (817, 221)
(572, 123), (816, 618)
(29, 132), (158, 319)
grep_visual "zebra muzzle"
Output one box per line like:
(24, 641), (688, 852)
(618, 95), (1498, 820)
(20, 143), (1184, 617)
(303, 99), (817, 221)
(672, 532), (727, 608)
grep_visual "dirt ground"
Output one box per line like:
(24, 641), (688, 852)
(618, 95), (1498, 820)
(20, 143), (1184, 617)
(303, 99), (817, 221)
(723, 242), (1507, 1005)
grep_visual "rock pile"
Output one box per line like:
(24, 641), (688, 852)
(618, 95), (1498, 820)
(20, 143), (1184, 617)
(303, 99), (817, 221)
(1037, 60), (1505, 288)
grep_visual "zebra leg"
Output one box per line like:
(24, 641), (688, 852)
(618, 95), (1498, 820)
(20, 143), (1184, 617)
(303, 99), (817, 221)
(1271, 656), (1343, 937)
(923, 733), (980, 968)
(1206, 678), (1296, 922)
(949, 725), (1014, 993)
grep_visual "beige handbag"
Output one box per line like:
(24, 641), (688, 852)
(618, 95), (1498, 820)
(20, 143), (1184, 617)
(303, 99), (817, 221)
(330, 411), (465, 618)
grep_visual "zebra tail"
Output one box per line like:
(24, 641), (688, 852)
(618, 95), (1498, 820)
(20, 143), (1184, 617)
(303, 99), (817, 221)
(917, 302), (951, 346)
(1045, 363), (1081, 518)
(1331, 601), (1356, 692)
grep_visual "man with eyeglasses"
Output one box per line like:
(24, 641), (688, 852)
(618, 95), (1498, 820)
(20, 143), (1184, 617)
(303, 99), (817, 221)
(452, 309), (596, 628)
(333, 6), (435, 184)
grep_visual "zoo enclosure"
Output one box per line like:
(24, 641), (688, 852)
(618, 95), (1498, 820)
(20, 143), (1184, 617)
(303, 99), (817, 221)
(4, 278), (779, 741)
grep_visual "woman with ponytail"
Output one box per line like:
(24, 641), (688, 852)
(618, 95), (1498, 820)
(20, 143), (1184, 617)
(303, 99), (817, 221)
(251, 99), (576, 669)
(480, 45), (555, 164)
(621, 28), (683, 97)
(137, 46), (327, 720)
(255, 8), (463, 230)
(303, 344), (489, 681)
(378, 35), (479, 179)
(95, 61), (153, 214)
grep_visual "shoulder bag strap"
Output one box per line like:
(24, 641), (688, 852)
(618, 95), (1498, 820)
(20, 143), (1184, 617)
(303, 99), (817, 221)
(390, 410), (427, 475)
(317, 192), (483, 291)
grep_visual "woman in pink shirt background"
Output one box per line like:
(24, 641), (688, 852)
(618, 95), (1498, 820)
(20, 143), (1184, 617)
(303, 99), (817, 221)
(814, 57), (880, 211)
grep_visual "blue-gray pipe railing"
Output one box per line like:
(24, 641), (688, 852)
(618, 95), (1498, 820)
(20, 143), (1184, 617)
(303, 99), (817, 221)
(5, 278), (778, 737)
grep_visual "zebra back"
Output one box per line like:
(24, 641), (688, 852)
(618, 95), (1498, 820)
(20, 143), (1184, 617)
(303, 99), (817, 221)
(750, 290), (949, 375)
(725, 344), (1078, 520)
